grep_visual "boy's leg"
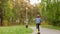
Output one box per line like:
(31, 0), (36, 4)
(37, 24), (40, 34)
(36, 23), (40, 31)
(36, 24), (38, 33)
(38, 24), (40, 31)
(36, 24), (38, 29)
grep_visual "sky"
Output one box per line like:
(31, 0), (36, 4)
(30, 0), (41, 5)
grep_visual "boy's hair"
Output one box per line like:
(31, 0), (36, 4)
(37, 15), (40, 18)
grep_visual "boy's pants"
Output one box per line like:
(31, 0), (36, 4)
(36, 23), (40, 31)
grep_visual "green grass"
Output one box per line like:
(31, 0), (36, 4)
(0, 26), (33, 34)
(41, 25), (60, 30)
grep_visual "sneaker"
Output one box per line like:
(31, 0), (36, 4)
(36, 29), (38, 33)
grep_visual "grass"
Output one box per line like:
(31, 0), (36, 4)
(41, 25), (60, 30)
(0, 26), (33, 34)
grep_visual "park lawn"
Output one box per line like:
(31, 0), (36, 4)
(0, 26), (33, 34)
(41, 25), (60, 30)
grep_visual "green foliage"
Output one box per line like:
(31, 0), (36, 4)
(0, 0), (37, 25)
(40, 0), (60, 26)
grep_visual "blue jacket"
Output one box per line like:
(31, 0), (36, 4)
(35, 18), (41, 24)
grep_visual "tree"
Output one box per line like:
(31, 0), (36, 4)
(40, 0), (60, 26)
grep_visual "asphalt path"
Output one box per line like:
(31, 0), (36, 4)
(30, 26), (60, 34)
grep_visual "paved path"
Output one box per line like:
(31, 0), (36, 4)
(30, 26), (60, 34)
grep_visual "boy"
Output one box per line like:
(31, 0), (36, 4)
(35, 15), (41, 34)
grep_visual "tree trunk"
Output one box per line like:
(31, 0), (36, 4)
(0, 8), (3, 26)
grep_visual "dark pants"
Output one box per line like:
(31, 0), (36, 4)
(36, 23), (40, 31)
